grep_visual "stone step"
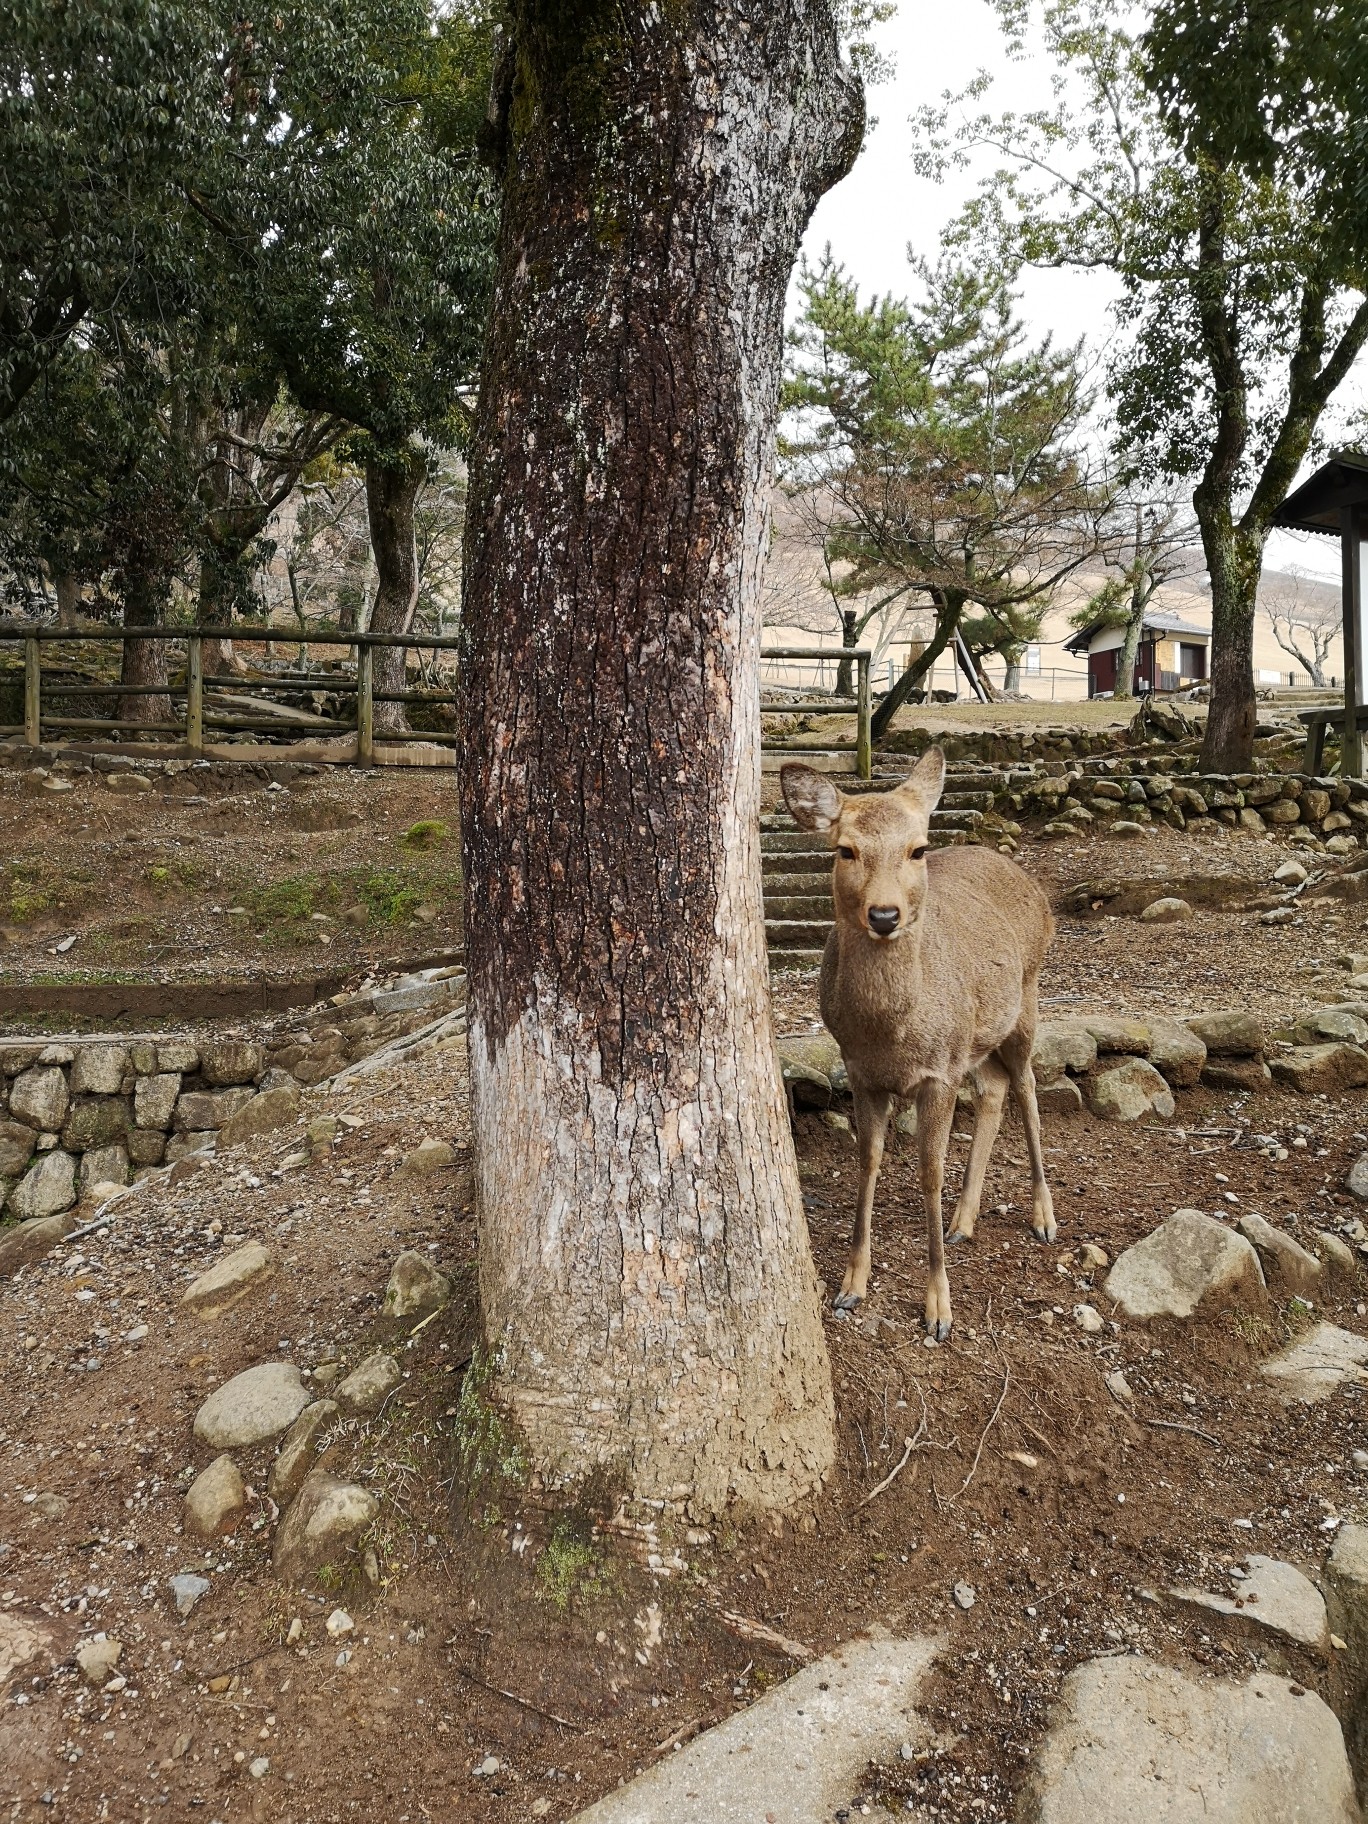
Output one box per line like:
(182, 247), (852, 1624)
(766, 918), (833, 948)
(762, 829), (832, 854)
(768, 947), (826, 972)
(763, 895), (833, 920)
(763, 870), (833, 895)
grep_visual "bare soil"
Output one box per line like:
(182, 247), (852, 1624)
(0, 763), (465, 1010)
(2, 793), (1367, 1824)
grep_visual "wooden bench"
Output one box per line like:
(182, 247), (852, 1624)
(1298, 705), (1368, 774)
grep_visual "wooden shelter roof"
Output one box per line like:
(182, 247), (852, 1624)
(1271, 451), (1368, 537)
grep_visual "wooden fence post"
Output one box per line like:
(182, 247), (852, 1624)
(186, 635), (204, 753)
(856, 652), (872, 781)
(23, 636), (40, 746)
(357, 643), (374, 766)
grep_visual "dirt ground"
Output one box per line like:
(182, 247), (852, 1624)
(3, 787), (1368, 1824)
(0, 763), (465, 1003)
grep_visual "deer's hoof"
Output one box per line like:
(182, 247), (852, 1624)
(946, 1225), (975, 1246)
(833, 1291), (864, 1314)
(1033, 1215), (1058, 1244)
(924, 1316), (953, 1344)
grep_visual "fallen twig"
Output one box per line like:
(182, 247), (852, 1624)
(713, 1610), (814, 1661)
(858, 1432), (920, 1507)
(654, 1714), (712, 1755)
(325, 1007), (467, 1091)
(950, 1354), (1011, 1503)
(1146, 1417), (1222, 1448)
(447, 1659), (583, 1730)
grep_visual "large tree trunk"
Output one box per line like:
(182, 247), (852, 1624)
(458, 2), (861, 1521)
(1199, 522), (1263, 771)
(835, 608), (858, 696)
(120, 579), (173, 729)
(870, 589), (963, 740)
(54, 573), (81, 629)
(365, 445), (425, 735)
(196, 555), (240, 678)
(1114, 601), (1144, 701)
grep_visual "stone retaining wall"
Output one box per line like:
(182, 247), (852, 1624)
(0, 967), (465, 1221)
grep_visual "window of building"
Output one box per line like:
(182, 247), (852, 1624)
(1024, 643), (1042, 674)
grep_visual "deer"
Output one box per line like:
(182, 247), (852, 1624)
(780, 746), (1056, 1342)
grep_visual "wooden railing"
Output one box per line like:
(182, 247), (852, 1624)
(760, 645), (872, 780)
(0, 624), (460, 765)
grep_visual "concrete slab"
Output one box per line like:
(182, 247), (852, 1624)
(1167, 1554), (1329, 1652)
(567, 1635), (939, 1824)
(1260, 1322), (1368, 1403)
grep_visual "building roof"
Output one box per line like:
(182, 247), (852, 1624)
(1063, 610), (1210, 656)
(1271, 450), (1368, 536)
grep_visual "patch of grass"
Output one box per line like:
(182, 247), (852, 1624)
(6, 857), (97, 923)
(400, 819), (451, 850)
(536, 1518), (611, 1613)
(451, 1350), (528, 1521)
(144, 856), (205, 893)
(359, 869), (422, 924)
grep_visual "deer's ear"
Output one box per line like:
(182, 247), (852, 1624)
(781, 763), (843, 833)
(898, 745), (946, 815)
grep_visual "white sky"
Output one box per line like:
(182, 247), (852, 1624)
(795, 2), (1348, 584)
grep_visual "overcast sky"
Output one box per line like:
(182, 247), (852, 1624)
(794, 2), (1347, 584)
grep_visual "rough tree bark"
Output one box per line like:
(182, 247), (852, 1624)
(119, 577), (173, 728)
(365, 444), (426, 735)
(870, 589), (962, 740)
(54, 573), (81, 629)
(1198, 519), (1263, 769)
(459, 1), (862, 1520)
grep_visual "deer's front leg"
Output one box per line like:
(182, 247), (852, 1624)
(916, 1076), (959, 1342)
(835, 1085), (893, 1313)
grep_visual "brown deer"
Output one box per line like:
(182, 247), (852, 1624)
(781, 747), (1056, 1341)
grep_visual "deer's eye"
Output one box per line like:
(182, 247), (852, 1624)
(910, 845), (928, 861)
(837, 845), (856, 862)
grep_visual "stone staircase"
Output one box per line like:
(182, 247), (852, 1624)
(763, 766), (990, 969)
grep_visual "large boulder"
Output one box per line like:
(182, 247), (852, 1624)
(268, 1400), (339, 1507)
(198, 1040), (265, 1087)
(0, 1119), (35, 1178)
(1260, 1323), (1368, 1403)
(1146, 1017), (1207, 1089)
(1018, 1655), (1361, 1824)
(173, 1087), (256, 1133)
(133, 1072), (180, 1130)
(193, 1362), (311, 1449)
(180, 1242), (274, 1318)
(1202, 1057), (1273, 1093)
(9, 1150), (77, 1221)
(1237, 1214), (1322, 1299)
(78, 1145), (129, 1196)
(1186, 1010), (1266, 1057)
(184, 1455), (245, 1537)
(1166, 1554), (1329, 1652)
(60, 1096), (130, 1153)
(1032, 1024), (1098, 1082)
(1086, 1058), (1175, 1122)
(383, 1250), (451, 1320)
(272, 1471), (378, 1586)
(1325, 1525), (1368, 1783)
(334, 1352), (401, 1417)
(1104, 1210), (1266, 1320)
(1270, 1044), (1368, 1095)
(217, 1085), (300, 1148)
(0, 1212), (76, 1278)
(69, 1045), (129, 1096)
(1074, 1015), (1151, 1056)
(8, 1066), (69, 1133)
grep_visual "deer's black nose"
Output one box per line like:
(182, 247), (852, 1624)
(868, 905), (901, 937)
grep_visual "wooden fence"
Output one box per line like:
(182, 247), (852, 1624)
(761, 645), (872, 780)
(0, 624), (459, 764)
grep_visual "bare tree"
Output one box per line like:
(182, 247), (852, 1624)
(1261, 566), (1338, 688)
(1072, 489), (1200, 699)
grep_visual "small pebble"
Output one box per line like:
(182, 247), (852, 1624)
(325, 1609), (353, 1638)
(953, 1582), (976, 1611)
(249, 1758), (270, 1780)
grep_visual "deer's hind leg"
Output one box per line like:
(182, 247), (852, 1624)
(997, 1021), (1057, 1244)
(947, 1055), (1010, 1245)
(835, 1084), (894, 1312)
